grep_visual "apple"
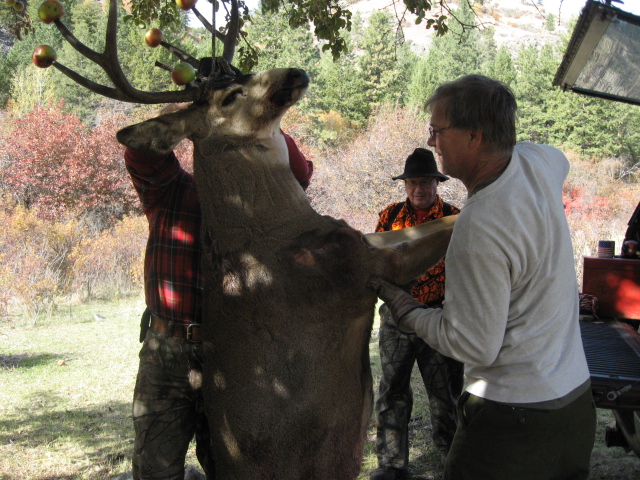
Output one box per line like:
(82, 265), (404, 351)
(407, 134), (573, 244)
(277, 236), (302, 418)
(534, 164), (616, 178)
(13, 1), (23, 10)
(38, 0), (65, 24)
(145, 28), (163, 48)
(171, 62), (196, 85)
(5, 0), (16, 6)
(175, 0), (197, 11)
(32, 45), (57, 68)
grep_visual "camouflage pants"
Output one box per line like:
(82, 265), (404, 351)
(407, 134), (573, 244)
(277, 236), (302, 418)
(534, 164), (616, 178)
(375, 305), (464, 469)
(132, 328), (215, 480)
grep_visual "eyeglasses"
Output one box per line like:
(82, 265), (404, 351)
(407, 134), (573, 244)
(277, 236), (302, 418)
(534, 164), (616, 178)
(405, 179), (437, 189)
(428, 125), (452, 139)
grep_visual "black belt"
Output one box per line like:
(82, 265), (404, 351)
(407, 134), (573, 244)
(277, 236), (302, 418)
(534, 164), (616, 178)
(150, 314), (202, 342)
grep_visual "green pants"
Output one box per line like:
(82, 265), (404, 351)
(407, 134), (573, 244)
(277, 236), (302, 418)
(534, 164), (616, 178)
(375, 305), (464, 469)
(445, 387), (596, 480)
(132, 328), (215, 480)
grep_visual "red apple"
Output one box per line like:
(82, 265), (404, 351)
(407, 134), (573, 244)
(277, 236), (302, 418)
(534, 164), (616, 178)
(32, 45), (57, 68)
(171, 62), (196, 85)
(145, 28), (163, 48)
(38, 0), (65, 24)
(175, 0), (197, 11)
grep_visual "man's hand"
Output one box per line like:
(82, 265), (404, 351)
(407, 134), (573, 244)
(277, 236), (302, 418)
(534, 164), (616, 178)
(367, 277), (426, 331)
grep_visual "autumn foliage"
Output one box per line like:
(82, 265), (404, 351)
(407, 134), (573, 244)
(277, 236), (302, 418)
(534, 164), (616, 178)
(1, 101), (139, 228)
(0, 202), (81, 323)
(70, 215), (146, 299)
(0, 104), (149, 322)
(307, 103), (467, 233)
(0, 198), (147, 324)
(0, 103), (639, 324)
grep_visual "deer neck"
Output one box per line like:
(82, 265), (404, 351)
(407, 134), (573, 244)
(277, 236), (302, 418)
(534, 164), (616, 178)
(193, 136), (320, 247)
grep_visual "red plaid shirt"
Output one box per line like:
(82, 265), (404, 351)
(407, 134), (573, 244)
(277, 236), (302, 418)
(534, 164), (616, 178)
(125, 133), (312, 325)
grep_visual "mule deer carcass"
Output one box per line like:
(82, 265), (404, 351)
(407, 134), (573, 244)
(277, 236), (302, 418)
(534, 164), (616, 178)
(43, 1), (456, 478)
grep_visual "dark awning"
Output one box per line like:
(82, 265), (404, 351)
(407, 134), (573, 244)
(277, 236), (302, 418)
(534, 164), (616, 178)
(553, 0), (640, 106)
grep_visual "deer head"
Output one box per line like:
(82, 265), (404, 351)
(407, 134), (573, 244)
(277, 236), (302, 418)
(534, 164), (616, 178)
(116, 68), (309, 155)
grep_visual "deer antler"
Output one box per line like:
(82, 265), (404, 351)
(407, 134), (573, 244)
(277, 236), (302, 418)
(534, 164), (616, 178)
(191, 0), (240, 64)
(47, 0), (213, 104)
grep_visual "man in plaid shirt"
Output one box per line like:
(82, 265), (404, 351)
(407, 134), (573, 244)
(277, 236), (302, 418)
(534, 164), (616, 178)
(371, 148), (462, 480)
(125, 132), (313, 480)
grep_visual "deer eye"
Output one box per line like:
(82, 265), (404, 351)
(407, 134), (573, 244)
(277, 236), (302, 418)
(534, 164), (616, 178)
(221, 89), (242, 107)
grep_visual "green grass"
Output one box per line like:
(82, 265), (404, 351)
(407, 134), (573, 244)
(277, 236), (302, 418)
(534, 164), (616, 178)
(1, 297), (640, 479)
(0, 298), (153, 480)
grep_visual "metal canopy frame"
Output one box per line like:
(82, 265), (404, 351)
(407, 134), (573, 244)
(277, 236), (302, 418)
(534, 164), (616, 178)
(553, 0), (640, 106)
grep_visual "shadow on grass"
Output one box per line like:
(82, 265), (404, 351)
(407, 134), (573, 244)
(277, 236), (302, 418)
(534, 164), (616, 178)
(0, 392), (133, 480)
(0, 353), (63, 369)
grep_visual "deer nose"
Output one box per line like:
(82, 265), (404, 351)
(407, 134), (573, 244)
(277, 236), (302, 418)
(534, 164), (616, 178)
(289, 69), (310, 85)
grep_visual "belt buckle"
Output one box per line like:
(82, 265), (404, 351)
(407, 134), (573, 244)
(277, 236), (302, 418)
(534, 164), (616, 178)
(186, 323), (201, 341)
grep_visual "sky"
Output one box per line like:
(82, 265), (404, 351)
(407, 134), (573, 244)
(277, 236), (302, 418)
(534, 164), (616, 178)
(188, 0), (640, 28)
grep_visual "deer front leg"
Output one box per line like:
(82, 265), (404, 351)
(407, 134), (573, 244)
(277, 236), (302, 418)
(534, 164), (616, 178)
(364, 216), (456, 248)
(116, 105), (207, 155)
(365, 216), (456, 285)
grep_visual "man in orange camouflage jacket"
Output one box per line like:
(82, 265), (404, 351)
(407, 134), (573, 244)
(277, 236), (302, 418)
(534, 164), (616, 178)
(371, 148), (463, 480)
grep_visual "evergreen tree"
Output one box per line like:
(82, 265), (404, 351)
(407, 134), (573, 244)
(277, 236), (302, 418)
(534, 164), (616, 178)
(314, 44), (369, 125)
(244, 5), (321, 111)
(118, 12), (193, 93)
(546, 14), (556, 32)
(556, 89), (640, 164)
(53, 0), (111, 118)
(478, 26), (498, 73)
(514, 42), (640, 166)
(406, 0), (484, 108)
(3, 1), (207, 120)
(0, 2), (65, 108)
(486, 45), (516, 86)
(357, 11), (404, 110)
(514, 43), (566, 144)
(245, 7), (320, 74)
(407, 56), (438, 108)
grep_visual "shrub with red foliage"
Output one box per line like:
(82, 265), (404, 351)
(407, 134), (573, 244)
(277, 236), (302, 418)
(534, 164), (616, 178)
(2, 102), (139, 228)
(563, 186), (612, 219)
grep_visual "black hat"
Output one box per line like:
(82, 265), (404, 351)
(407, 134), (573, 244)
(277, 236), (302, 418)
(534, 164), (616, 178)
(392, 148), (449, 181)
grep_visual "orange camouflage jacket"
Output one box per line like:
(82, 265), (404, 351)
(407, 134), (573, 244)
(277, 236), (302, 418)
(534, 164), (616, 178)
(375, 195), (460, 305)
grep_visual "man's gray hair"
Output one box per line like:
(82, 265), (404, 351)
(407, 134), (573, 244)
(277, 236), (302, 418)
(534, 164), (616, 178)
(426, 75), (517, 157)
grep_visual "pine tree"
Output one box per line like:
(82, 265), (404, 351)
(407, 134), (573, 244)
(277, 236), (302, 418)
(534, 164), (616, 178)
(314, 44), (369, 125)
(357, 11), (404, 110)
(406, 0), (483, 108)
(486, 45), (516, 86)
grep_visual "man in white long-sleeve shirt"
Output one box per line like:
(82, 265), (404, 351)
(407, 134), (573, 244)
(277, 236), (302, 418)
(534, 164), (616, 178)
(368, 74), (596, 480)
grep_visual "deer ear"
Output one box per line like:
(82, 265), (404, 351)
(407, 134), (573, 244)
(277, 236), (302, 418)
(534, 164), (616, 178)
(116, 111), (196, 155)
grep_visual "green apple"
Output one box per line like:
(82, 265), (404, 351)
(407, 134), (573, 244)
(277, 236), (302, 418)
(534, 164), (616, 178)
(145, 28), (163, 48)
(171, 62), (196, 85)
(32, 45), (57, 68)
(13, 1), (24, 10)
(5, 0), (16, 7)
(38, 0), (65, 24)
(175, 0), (197, 11)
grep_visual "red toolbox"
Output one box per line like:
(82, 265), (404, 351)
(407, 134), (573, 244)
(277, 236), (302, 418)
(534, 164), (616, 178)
(582, 257), (640, 320)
